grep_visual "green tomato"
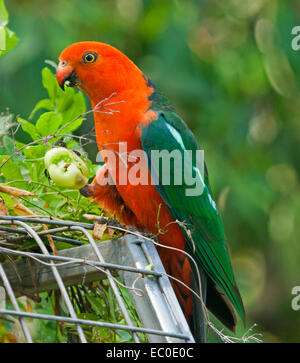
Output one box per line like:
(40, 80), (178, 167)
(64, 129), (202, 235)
(44, 147), (88, 189)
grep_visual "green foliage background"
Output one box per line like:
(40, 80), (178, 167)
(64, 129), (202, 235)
(1, 0), (300, 342)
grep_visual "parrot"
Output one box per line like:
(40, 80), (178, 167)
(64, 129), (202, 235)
(56, 41), (245, 342)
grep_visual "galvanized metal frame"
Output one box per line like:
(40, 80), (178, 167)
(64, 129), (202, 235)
(0, 216), (194, 343)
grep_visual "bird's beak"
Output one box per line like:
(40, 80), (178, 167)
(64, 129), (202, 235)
(56, 61), (80, 91)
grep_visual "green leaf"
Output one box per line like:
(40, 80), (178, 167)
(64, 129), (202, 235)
(60, 93), (86, 133)
(115, 330), (133, 343)
(77, 312), (99, 322)
(3, 27), (17, 50)
(0, 0), (18, 57)
(36, 112), (62, 137)
(0, 155), (22, 180)
(22, 144), (45, 159)
(42, 67), (62, 102)
(0, 26), (5, 50)
(14, 141), (25, 149)
(0, 26), (18, 56)
(17, 117), (41, 140)
(0, 191), (15, 210)
(86, 295), (105, 317)
(29, 99), (53, 120)
(108, 288), (116, 322)
(56, 86), (75, 113)
(0, 0), (8, 27)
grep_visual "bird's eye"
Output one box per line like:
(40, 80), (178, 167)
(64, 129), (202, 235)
(83, 52), (98, 64)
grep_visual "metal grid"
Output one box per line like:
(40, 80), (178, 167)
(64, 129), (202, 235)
(0, 216), (194, 343)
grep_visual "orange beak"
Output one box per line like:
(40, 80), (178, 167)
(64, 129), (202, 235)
(56, 61), (80, 90)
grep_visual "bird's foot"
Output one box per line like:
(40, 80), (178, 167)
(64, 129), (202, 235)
(79, 184), (91, 197)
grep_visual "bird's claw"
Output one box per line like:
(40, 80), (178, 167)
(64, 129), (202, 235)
(79, 185), (91, 197)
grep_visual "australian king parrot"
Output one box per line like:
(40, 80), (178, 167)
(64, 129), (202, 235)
(56, 41), (245, 342)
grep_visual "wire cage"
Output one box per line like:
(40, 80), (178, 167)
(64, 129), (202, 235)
(0, 216), (194, 343)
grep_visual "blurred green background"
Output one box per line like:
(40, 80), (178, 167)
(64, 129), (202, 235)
(1, 0), (300, 342)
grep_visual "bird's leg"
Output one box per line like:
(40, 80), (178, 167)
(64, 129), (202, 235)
(79, 184), (91, 197)
(79, 164), (112, 198)
(80, 164), (143, 229)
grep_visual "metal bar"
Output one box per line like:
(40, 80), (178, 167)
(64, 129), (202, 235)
(0, 216), (94, 230)
(139, 237), (195, 343)
(0, 309), (190, 340)
(69, 226), (140, 343)
(115, 238), (167, 342)
(0, 216), (149, 238)
(0, 264), (32, 342)
(0, 245), (162, 277)
(0, 225), (84, 246)
(0, 242), (162, 298)
(0, 226), (38, 234)
(42, 235), (83, 246)
(0, 216), (195, 343)
(10, 220), (87, 343)
(121, 235), (194, 343)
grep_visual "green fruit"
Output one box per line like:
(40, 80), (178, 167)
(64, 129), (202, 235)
(44, 147), (88, 189)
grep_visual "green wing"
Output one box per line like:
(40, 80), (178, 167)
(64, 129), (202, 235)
(140, 108), (245, 325)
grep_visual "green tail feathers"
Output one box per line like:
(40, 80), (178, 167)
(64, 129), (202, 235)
(141, 83), (245, 337)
